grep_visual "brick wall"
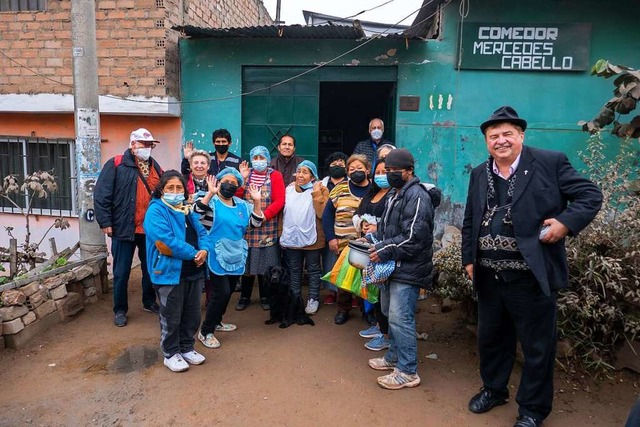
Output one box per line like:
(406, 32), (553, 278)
(0, 0), (272, 100)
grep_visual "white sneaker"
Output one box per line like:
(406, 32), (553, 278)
(164, 354), (189, 372)
(305, 298), (319, 315)
(181, 350), (206, 365)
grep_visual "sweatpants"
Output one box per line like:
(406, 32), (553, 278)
(155, 275), (203, 358)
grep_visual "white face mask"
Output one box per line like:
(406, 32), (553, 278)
(371, 129), (383, 140)
(134, 147), (152, 161)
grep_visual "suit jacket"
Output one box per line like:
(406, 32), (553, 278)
(461, 145), (602, 296)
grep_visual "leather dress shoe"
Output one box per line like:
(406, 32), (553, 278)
(468, 388), (508, 414)
(334, 312), (348, 325)
(514, 415), (542, 427)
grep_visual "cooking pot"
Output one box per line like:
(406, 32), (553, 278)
(348, 241), (372, 269)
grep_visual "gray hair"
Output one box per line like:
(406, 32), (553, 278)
(376, 143), (396, 159)
(189, 149), (211, 164)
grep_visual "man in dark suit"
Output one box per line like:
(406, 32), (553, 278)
(461, 106), (602, 427)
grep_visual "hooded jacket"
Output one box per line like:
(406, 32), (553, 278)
(369, 177), (441, 288)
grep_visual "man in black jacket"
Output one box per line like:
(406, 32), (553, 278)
(462, 106), (602, 427)
(94, 128), (163, 327)
(365, 148), (439, 390)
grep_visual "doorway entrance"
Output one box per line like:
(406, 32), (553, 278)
(318, 81), (396, 174)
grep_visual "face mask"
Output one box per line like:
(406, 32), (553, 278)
(350, 171), (367, 184)
(219, 182), (238, 199)
(371, 129), (383, 140)
(163, 193), (185, 206)
(386, 171), (406, 189)
(215, 144), (229, 155)
(300, 181), (313, 190)
(252, 160), (268, 172)
(135, 147), (152, 161)
(374, 174), (390, 189)
(329, 166), (347, 179)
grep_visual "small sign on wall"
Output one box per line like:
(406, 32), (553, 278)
(399, 96), (420, 111)
(457, 23), (591, 71)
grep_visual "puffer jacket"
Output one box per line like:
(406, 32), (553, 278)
(94, 149), (162, 241)
(369, 177), (441, 288)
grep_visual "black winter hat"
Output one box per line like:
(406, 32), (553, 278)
(480, 106), (528, 134)
(385, 148), (414, 169)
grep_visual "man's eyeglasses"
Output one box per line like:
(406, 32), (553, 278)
(136, 141), (156, 149)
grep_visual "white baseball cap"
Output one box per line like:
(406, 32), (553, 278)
(130, 128), (159, 144)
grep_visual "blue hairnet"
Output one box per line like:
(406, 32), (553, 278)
(249, 145), (271, 163)
(297, 160), (318, 179)
(216, 167), (244, 188)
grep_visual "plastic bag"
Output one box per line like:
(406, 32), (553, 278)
(322, 247), (379, 303)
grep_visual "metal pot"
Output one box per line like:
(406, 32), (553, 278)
(348, 241), (372, 269)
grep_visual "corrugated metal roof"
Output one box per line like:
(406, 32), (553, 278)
(173, 24), (368, 40)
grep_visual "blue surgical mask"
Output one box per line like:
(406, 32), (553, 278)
(371, 129), (383, 140)
(163, 193), (185, 206)
(252, 159), (268, 172)
(300, 181), (313, 190)
(374, 174), (390, 189)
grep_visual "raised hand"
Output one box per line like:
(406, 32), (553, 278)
(248, 183), (262, 202)
(239, 160), (250, 181)
(312, 181), (323, 192)
(183, 141), (194, 159)
(206, 175), (219, 195)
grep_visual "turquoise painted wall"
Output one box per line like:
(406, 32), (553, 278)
(180, 0), (639, 226)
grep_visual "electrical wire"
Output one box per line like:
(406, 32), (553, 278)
(1, 0), (440, 106)
(342, 0), (396, 20)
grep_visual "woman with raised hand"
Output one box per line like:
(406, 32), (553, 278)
(235, 145), (285, 311)
(143, 170), (210, 372)
(196, 167), (264, 349)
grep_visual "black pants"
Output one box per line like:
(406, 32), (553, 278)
(240, 275), (269, 301)
(201, 274), (238, 336)
(374, 300), (390, 335)
(476, 267), (557, 421)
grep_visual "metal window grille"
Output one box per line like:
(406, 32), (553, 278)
(0, 0), (46, 11)
(0, 136), (76, 217)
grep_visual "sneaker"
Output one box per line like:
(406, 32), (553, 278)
(305, 299), (319, 315)
(323, 294), (336, 305)
(143, 303), (160, 314)
(198, 331), (221, 349)
(260, 298), (271, 311)
(164, 354), (189, 372)
(215, 322), (237, 332)
(235, 298), (250, 311)
(114, 312), (127, 327)
(377, 368), (421, 390)
(365, 335), (390, 351)
(359, 325), (381, 338)
(368, 357), (397, 371)
(181, 350), (205, 365)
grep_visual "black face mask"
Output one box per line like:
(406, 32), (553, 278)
(350, 171), (367, 184)
(329, 166), (347, 179)
(215, 144), (229, 155)
(219, 182), (238, 199)
(386, 171), (406, 189)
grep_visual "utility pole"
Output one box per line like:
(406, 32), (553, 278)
(71, 0), (106, 259)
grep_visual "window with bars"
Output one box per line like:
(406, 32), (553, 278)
(0, 0), (46, 11)
(0, 136), (76, 216)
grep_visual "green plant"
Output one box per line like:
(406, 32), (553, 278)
(558, 132), (640, 373)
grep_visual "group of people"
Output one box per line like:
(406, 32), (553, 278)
(94, 107), (603, 427)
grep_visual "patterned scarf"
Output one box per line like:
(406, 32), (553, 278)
(482, 157), (517, 227)
(136, 157), (150, 178)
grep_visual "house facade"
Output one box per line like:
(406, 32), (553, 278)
(179, 0), (639, 230)
(0, 0), (271, 254)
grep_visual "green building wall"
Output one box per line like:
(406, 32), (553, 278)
(180, 0), (639, 228)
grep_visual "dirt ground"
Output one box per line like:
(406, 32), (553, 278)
(1, 267), (638, 427)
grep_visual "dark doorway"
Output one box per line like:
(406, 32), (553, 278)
(318, 82), (396, 175)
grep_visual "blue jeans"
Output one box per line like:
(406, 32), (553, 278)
(380, 281), (420, 375)
(111, 234), (156, 314)
(287, 248), (322, 300)
(322, 246), (337, 292)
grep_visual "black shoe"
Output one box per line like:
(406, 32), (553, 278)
(334, 312), (348, 325)
(260, 298), (270, 311)
(363, 311), (377, 326)
(143, 303), (160, 315)
(514, 415), (542, 427)
(468, 388), (508, 414)
(235, 298), (250, 311)
(114, 312), (127, 327)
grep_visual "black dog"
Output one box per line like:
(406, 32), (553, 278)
(264, 266), (314, 329)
